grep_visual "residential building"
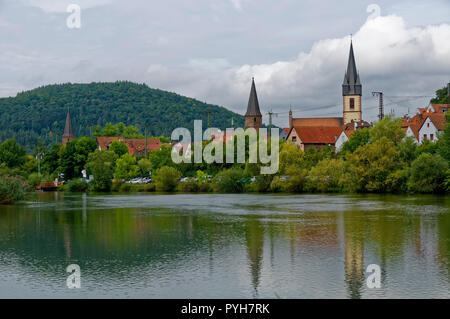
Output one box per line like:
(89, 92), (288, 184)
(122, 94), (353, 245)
(96, 136), (162, 156)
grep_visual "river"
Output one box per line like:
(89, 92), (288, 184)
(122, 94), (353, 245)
(0, 193), (449, 299)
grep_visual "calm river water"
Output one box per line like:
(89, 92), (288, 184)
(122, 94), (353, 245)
(0, 193), (449, 299)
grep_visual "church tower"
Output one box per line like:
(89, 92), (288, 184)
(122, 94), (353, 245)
(244, 78), (263, 130)
(62, 110), (75, 146)
(342, 41), (362, 125)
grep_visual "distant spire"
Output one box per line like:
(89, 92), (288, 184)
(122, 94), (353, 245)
(63, 109), (74, 138)
(343, 41), (362, 96)
(245, 78), (262, 117)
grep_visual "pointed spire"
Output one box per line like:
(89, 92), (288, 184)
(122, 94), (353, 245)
(245, 77), (262, 117)
(343, 40), (362, 96)
(63, 109), (74, 138)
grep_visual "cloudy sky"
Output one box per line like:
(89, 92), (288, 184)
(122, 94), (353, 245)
(0, 0), (449, 127)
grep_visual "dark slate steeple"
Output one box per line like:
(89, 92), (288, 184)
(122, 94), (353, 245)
(63, 110), (74, 138)
(245, 78), (262, 117)
(342, 41), (362, 96)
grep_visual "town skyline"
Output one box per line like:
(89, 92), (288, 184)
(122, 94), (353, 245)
(0, 0), (449, 127)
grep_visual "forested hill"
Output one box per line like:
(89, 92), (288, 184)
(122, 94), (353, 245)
(0, 81), (244, 152)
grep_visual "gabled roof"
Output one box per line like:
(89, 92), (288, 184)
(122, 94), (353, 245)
(291, 117), (344, 127)
(291, 126), (343, 144)
(431, 104), (449, 113)
(245, 78), (262, 117)
(427, 113), (447, 131)
(63, 110), (74, 138)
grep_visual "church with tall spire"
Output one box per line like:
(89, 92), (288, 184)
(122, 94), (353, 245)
(244, 78), (262, 130)
(62, 110), (75, 146)
(286, 40), (370, 151)
(342, 40), (362, 124)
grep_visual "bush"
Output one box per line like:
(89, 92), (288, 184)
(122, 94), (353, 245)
(178, 179), (199, 192)
(306, 159), (347, 193)
(66, 179), (89, 193)
(212, 169), (245, 193)
(0, 175), (28, 204)
(119, 183), (132, 192)
(111, 180), (123, 192)
(154, 166), (182, 192)
(408, 153), (448, 193)
(129, 184), (156, 192)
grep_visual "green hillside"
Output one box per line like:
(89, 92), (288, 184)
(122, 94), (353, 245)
(0, 81), (244, 152)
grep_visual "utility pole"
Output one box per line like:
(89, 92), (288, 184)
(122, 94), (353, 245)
(267, 110), (277, 137)
(372, 92), (384, 120)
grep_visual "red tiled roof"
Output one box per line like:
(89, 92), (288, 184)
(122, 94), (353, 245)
(283, 128), (290, 134)
(428, 113), (447, 131)
(292, 117), (343, 128)
(431, 104), (449, 113)
(293, 126), (344, 144)
(96, 136), (162, 155)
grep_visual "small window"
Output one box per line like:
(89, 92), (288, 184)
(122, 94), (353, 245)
(430, 134), (434, 141)
(254, 117), (257, 123)
(292, 137), (297, 142)
(423, 134), (427, 140)
(350, 98), (355, 110)
(427, 123), (430, 128)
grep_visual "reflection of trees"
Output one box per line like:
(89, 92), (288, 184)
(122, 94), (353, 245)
(245, 218), (264, 298)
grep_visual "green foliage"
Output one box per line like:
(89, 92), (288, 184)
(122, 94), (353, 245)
(41, 144), (61, 176)
(148, 145), (174, 171)
(109, 141), (129, 157)
(370, 115), (405, 145)
(154, 166), (182, 192)
(27, 173), (53, 189)
(0, 175), (28, 204)
(114, 153), (139, 180)
(306, 158), (347, 193)
(87, 150), (118, 192)
(437, 113), (450, 161)
(65, 178), (89, 193)
(59, 137), (97, 180)
(93, 122), (143, 138)
(341, 129), (370, 154)
(212, 168), (245, 193)
(408, 153), (448, 193)
(0, 82), (243, 152)
(178, 179), (200, 193)
(0, 139), (27, 168)
(430, 85), (449, 104)
(138, 158), (152, 177)
(346, 137), (402, 192)
(397, 137), (418, 163)
(270, 166), (308, 193)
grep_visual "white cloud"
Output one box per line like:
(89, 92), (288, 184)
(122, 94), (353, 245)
(20, 0), (112, 13)
(144, 14), (450, 124)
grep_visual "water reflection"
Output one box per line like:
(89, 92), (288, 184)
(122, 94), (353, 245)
(0, 193), (449, 298)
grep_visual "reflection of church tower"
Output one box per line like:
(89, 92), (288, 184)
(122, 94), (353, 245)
(244, 78), (263, 130)
(344, 221), (364, 299)
(62, 110), (75, 146)
(245, 219), (264, 297)
(342, 41), (362, 125)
